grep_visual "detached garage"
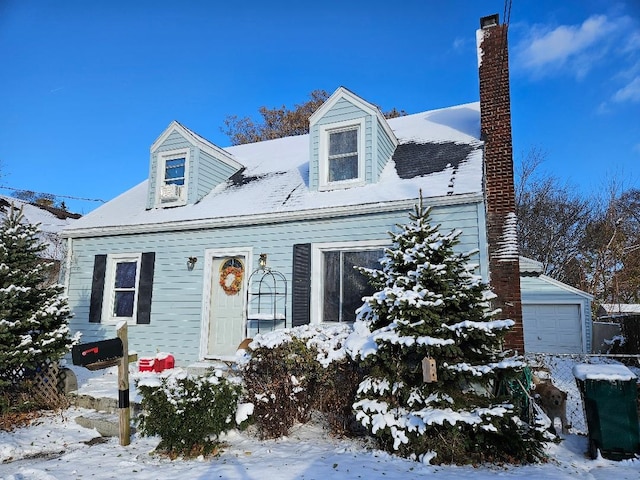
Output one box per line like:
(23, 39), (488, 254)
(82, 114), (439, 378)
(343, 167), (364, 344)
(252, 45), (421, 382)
(519, 257), (593, 354)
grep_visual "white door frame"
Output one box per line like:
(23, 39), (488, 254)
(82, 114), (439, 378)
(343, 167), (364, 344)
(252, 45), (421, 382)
(199, 247), (253, 360)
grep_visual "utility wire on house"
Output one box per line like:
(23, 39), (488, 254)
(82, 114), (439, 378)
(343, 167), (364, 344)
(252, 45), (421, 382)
(0, 185), (106, 203)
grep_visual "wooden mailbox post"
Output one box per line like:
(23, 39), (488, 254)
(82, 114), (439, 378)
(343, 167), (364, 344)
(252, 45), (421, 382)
(71, 322), (134, 446)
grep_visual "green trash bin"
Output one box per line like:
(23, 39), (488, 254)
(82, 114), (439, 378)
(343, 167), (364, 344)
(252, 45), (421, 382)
(573, 364), (640, 460)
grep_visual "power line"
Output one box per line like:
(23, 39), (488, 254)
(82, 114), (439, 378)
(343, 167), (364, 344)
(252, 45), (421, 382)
(0, 185), (106, 203)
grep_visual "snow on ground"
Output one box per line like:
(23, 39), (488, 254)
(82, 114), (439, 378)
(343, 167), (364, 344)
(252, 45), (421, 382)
(1, 361), (638, 479)
(1, 407), (639, 480)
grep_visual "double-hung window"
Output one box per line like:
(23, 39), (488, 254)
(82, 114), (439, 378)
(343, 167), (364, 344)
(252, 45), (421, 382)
(319, 118), (365, 190)
(157, 149), (189, 205)
(314, 243), (385, 323)
(102, 253), (142, 323)
(328, 128), (358, 182)
(164, 157), (185, 186)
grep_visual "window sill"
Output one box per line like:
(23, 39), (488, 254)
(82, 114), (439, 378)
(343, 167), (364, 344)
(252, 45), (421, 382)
(101, 318), (138, 326)
(318, 179), (365, 192)
(156, 199), (187, 208)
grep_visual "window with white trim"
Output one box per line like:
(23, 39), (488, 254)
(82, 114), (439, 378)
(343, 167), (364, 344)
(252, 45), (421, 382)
(319, 118), (365, 190)
(313, 242), (385, 323)
(102, 253), (142, 323)
(157, 149), (189, 205)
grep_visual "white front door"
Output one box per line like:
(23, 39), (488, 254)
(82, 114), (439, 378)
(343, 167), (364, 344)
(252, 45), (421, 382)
(207, 256), (246, 357)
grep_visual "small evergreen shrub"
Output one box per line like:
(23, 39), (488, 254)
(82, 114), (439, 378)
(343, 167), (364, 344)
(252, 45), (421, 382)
(137, 371), (241, 458)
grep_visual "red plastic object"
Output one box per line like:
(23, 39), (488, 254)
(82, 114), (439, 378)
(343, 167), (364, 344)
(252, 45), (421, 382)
(154, 354), (175, 372)
(138, 357), (155, 372)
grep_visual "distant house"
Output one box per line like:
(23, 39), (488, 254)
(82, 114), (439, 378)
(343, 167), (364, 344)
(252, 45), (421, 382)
(62, 14), (580, 364)
(597, 304), (640, 320)
(0, 195), (80, 284)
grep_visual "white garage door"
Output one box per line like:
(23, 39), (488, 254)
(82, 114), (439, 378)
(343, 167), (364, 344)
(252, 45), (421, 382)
(522, 304), (582, 353)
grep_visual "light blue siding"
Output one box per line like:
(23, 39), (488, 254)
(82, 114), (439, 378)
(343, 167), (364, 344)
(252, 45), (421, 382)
(190, 148), (239, 203)
(309, 94), (396, 190)
(375, 117), (396, 181)
(314, 98), (367, 126)
(309, 98), (369, 191)
(147, 130), (239, 209)
(67, 200), (483, 365)
(146, 130), (194, 209)
(157, 130), (192, 152)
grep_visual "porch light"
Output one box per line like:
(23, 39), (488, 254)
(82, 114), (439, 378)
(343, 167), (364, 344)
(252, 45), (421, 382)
(259, 253), (268, 269)
(187, 256), (198, 271)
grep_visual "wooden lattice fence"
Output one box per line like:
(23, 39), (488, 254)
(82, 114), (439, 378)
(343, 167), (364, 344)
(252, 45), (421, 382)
(1, 361), (69, 412)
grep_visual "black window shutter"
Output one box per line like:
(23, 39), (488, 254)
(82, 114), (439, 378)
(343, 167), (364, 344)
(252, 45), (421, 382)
(136, 252), (155, 324)
(89, 254), (107, 323)
(291, 243), (311, 327)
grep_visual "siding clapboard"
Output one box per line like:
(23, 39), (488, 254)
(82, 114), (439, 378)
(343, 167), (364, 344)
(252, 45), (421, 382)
(146, 130), (193, 209)
(191, 148), (239, 203)
(68, 200), (483, 364)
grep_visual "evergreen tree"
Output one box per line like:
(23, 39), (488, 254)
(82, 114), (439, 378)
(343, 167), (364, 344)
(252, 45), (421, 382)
(350, 197), (548, 464)
(0, 205), (77, 388)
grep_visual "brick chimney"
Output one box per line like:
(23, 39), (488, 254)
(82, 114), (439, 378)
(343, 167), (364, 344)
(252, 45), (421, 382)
(477, 14), (524, 352)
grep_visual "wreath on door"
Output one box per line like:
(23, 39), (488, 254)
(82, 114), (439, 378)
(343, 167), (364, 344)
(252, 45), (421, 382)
(219, 258), (244, 296)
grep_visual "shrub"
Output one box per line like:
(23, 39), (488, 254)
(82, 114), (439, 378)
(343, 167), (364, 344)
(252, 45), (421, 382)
(137, 371), (241, 458)
(242, 325), (362, 438)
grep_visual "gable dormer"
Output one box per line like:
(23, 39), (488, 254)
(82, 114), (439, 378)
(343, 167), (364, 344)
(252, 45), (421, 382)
(147, 121), (243, 209)
(308, 87), (398, 191)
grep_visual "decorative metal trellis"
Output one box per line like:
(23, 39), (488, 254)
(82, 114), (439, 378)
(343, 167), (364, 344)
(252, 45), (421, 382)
(245, 266), (287, 337)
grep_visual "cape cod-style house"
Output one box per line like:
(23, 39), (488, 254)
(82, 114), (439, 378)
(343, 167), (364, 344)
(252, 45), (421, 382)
(62, 15), (592, 364)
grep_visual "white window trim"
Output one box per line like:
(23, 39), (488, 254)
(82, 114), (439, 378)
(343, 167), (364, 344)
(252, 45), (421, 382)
(155, 148), (190, 207)
(318, 118), (366, 191)
(310, 240), (388, 324)
(102, 252), (142, 325)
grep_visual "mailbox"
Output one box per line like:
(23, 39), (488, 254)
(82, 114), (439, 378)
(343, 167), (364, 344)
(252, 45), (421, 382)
(72, 338), (124, 368)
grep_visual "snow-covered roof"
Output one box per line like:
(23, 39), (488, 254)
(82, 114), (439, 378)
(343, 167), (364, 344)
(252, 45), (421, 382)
(63, 102), (483, 237)
(0, 195), (80, 259)
(519, 256), (544, 275)
(598, 304), (640, 316)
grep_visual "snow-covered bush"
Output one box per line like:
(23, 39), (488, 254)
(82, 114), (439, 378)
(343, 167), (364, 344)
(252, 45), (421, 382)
(137, 370), (241, 458)
(0, 205), (78, 398)
(242, 325), (362, 438)
(349, 198), (548, 464)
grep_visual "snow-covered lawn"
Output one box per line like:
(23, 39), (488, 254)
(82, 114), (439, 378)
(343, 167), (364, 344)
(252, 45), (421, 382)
(1, 361), (639, 480)
(2, 360), (639, 479)
(1, 407), (639, 480)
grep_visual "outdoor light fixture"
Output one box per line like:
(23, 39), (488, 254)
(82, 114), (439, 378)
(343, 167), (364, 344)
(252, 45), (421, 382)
(187, 256), (198, 271)
(259, 253), (268, 269)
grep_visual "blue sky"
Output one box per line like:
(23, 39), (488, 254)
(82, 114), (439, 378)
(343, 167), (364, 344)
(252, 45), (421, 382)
(0, 0), (638, 214)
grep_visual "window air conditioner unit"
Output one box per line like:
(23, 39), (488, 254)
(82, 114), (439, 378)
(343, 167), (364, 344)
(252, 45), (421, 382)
(160, 184), (182, 201)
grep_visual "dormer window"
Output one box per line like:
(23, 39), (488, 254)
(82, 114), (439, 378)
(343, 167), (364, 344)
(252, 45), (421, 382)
(157, 148), (190, 206)
(328, 128), (358, 181)
(319, 118), (366, 190)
